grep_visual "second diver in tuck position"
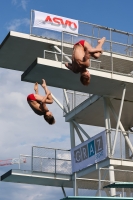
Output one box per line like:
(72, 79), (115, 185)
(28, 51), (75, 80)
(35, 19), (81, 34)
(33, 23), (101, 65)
(27, 79), (55, 125)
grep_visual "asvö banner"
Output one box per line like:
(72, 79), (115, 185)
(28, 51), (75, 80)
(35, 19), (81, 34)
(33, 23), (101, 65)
(71, 131), (107, 173)
(33, 11), (79, 34)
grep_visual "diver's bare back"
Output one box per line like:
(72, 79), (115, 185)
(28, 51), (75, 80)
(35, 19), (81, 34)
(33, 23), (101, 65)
(73, 44), (85, 62)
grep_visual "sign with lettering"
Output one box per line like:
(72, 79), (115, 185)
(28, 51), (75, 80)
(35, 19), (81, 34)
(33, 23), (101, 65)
(33, 11), (79, 34)
(71, 131), (107, 173)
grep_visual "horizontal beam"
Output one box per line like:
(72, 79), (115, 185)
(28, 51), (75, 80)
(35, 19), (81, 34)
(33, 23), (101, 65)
(61, 196), (133, 200)
(103, 182), (133, 188)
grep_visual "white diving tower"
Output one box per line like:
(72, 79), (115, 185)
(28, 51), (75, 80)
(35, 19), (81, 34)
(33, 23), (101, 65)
(1, 16), (133, 199)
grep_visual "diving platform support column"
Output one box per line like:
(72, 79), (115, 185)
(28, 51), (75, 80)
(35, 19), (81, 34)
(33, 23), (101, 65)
(107, 98), (133, 155)
(103, 97), (116, 197)
(103, 97), (111, 156)
(112, 84), (126, 156)
(51, 94), (80, 196)
(109, 166), (116, 197)
(73, 172), (78, 196)
(70, 122), (75, 148)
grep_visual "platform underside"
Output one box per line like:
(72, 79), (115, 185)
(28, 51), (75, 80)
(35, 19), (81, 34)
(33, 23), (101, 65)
(21, 57), (133, 102)
(0, 31), (72, 71)
(65, 95), (133, 129)
(1, 31), (133, 75)
(0, 169), (73, 188)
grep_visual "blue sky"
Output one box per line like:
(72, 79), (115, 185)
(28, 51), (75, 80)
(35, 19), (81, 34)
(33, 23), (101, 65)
(1, 0), (133, 43)
(0, 0), (133, 200)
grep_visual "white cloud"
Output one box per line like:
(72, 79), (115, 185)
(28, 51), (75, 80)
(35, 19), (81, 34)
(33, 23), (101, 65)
(0, 182), (72, 200)
(12, 0), (17, 5)
(21, 0), (28, 10)
(11, 0), (29, 10)
(6, 18), (30, 31)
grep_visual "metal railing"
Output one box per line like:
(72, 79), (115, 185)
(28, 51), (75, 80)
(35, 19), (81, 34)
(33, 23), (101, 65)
(99, 168), (133, 197)
(30, 9), (133, 76)
(18, 130), (133, 174)
(18, 154), (31, 170)
(61, 31), (133, 76)
(105, 129), (133, 160)
(18, 153), (133, 197)
(31, 146), (72, 174)
(70, 168), (133, 197)
(63, 90), (92, 112)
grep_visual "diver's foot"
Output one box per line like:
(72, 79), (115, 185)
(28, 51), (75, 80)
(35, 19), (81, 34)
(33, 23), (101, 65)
(42, 79), (46, 88)
(34, 82), (38, 93)
(98, 37), (106, 45)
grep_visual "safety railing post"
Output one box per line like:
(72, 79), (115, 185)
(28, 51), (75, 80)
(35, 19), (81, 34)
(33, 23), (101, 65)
(120, 131), (123, 159)
(44, 50), (45, 59)
(31, 146), (33, 172)
(110, 28), (113, 76)
(74, 91), (76, 108)
(98, 168), (101, 196)
(19, 154), (21, 169)
(30, 10), (33, 35)
(55, 149), (57, 175)
(41, 157), (43, 172)
(63, 89), (70, 112)
(61, 31), (63, 68)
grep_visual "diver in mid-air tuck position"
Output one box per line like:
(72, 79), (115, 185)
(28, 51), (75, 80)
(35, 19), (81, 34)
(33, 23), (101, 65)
(27, 79), (55, 125)
(65, 37), (106, 86)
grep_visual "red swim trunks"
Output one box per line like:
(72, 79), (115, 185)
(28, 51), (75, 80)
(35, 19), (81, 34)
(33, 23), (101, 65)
(74, 40), (85, 47)
(27, 94), (36, 101)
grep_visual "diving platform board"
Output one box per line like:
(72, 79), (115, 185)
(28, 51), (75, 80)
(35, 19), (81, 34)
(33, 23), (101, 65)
(21, 57), (133, 102)
(1, 159), (133, 191)
(61, 197), (133, 200)
(103, 182), (133, 188)
(0, 169), (73, 188)
(65, 95), (133, 129)
(1, 31), (133, 102)
(1, 31), (133, 74)
(0, 31), (72, 71)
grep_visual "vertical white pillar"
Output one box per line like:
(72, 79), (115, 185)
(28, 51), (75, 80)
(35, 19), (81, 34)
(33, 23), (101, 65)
(98, 168), (101, 196)
(107, 98), (133, 155)
(125, 132), (130, 159)
(73, 172), (78, 196)
(109, 166), (116, 196)
(70, 122), (78, 196)
(103, 98), (116, 196)
(70, 122), (75, 148)
(103, 97), (111, 156)
(112, 85), (126, 156)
